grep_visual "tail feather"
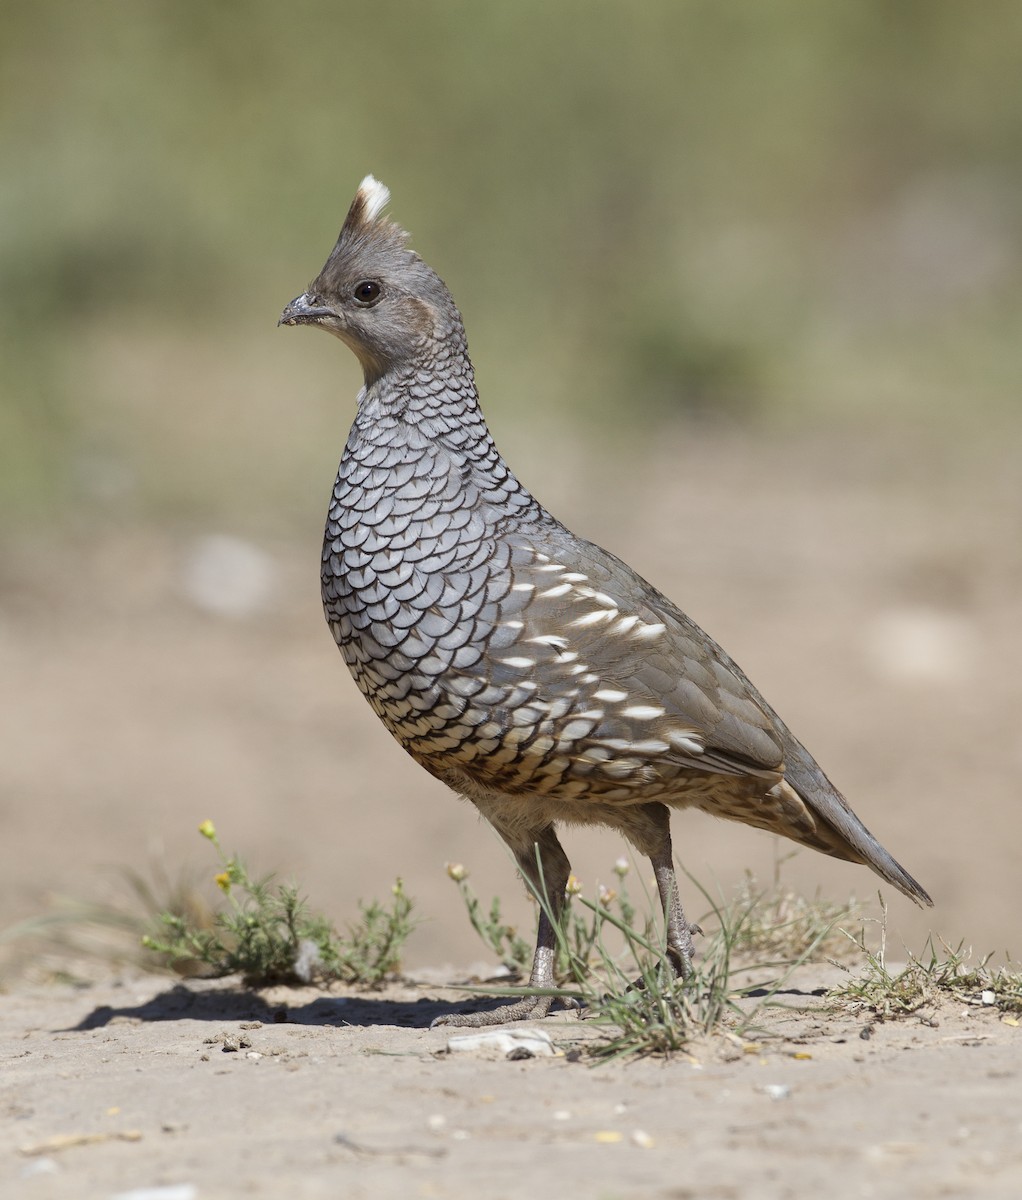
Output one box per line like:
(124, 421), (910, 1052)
(782, 734), (933, 907)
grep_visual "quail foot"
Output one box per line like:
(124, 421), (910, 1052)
(280, 177), (932, 1028)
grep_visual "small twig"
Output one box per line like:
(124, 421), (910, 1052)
(333, 1132), (446, 1159)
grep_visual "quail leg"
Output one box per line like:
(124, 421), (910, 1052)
(432, 825), (571, 1028)
(611, 802), (700, 978)
(649, 844), (699, 979)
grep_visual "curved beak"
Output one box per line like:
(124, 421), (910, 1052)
(278, 292), (335, 327)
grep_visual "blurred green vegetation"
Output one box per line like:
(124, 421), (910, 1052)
(2, 1), (1021, 525)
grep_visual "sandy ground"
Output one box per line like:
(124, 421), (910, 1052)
(2, 426), (1022, 1196)
(3, 966), (1022, 1199)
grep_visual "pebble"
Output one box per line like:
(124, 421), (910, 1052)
(20, 1158), (60, 1178)
(110, 1188), (198, 1200)
(445, 1028), (558, 1058)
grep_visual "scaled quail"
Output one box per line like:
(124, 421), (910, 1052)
(280, 177), (932, 1026)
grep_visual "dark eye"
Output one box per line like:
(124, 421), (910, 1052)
(353, 280), (382, 306)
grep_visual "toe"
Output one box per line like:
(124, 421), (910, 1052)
(431, 995), (557, 1028)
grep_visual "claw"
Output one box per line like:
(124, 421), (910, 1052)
(431, 994), (559, 1029)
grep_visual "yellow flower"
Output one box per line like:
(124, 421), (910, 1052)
(445, 862), (468, 882)
(215, 872), (231, 893)
(198, 820), (217, 841)
(565, 875), (583, 896)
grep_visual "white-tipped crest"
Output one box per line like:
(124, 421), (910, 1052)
(357, 175), (391, 222)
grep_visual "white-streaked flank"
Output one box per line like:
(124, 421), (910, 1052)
(528, 634), (569, 648)
(622, 704), (666, 720)
(570, 609), (616, 628)
(357, 175), (391, 221)
(632, 622), (667, 640)
(667, 729), (705, 755)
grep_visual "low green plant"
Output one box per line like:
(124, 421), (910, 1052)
(0, 859), (212, 986)
(444, 862), (532, 975)
(829, 897), (1022, 1019)
(142, 821), (416, 987)
(727, 868), (861, 963)
(444, 856), (655, 984)
(446, 857), (846, 1058)
(566, 868), (851, 1060)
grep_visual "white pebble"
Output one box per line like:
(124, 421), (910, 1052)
(20, 1158), (60, 1178)
(110, 1188), (198, 1200)
(446, 1028), (557, 1058)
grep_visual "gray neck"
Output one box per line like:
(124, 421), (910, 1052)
(352, 341), (494, 463)
(328, 345), (546, 548)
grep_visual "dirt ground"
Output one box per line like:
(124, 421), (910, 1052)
(2, 426), (1022, 1196)
(3, 966), (1022, 1199)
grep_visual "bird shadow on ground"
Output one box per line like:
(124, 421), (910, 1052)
(61, 981), (529, 1033)
(60, 973), (835, 1034)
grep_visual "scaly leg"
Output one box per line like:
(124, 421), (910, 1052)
(432, 824), (571, 1028)
(614, 803), (700, 978)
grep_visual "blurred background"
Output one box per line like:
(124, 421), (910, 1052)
(2, 1), (1020, 973)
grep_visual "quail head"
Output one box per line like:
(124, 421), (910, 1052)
(280, 177), (932, 1027)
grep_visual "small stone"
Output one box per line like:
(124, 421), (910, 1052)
(110, 1188), (198, 1200)
(20, 1158), (60, 1178)
(446, 1028), (557, 1058)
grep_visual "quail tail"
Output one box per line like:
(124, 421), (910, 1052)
(781, 733), (933, 907)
